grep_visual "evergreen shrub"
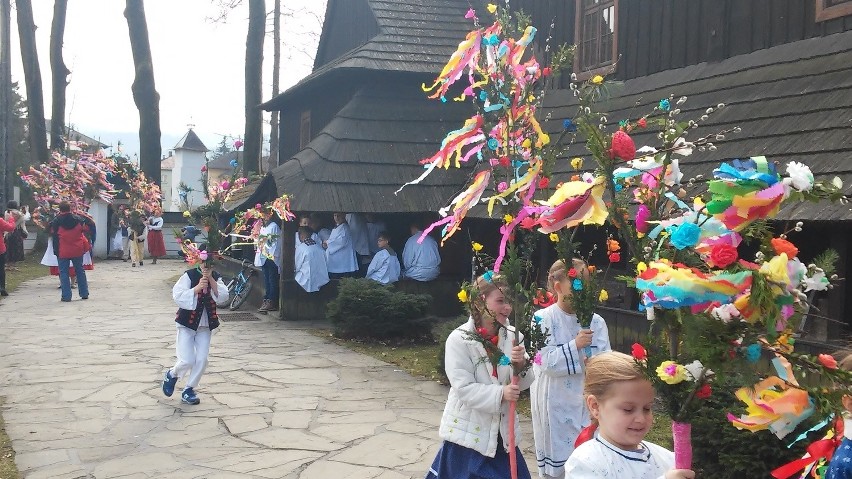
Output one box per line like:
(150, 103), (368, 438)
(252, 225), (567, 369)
(328, 278), (432, 339)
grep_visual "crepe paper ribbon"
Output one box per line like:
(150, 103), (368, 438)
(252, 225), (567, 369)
(636, 261), (752, 310)
(672, 421), (693, 470)
(574, 422), (598, 449)
(508, 373), (519, 479)
(421, 170), (491, 246)
(770, 434), (839, 479)
(422, 29), (483, 101)
(728, 356), (815, 440)
(528, 177), (608, 234)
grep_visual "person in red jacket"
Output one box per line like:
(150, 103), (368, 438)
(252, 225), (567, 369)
(0, 209), (20, 297)
(49, 202), (94, 302)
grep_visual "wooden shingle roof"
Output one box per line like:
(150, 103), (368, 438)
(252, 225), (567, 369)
(543, 29), (852, 221)
(262, 0), (478, 109)
(268, 82), (475, 213)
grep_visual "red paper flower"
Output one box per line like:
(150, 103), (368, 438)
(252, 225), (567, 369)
(631, 343), (647, 360)
(608, 131), (636, 162)
(609, 252), (621, 263)
(520, 217), (536, 230)
(568, 268), (578, 278)
(771, 238), (799, 258)
(498, 156), (511, 167)
(538, 176), (550, 189)
(534, 289), (556, 307)
(818, 354), (838, 370)
(542, 67), (552, 77)
(696, 383), (712, 399)
(710, 244), (739, 268)
(490, 336), (499, 345)
(637, 118), (647, 128)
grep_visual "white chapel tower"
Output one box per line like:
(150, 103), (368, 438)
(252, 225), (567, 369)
(170, 128), (209, 211)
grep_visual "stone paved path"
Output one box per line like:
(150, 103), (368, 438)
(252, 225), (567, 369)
(0, 260), (535, 478)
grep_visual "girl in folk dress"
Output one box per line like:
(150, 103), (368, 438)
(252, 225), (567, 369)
(564, 351), (694, 479)
(128, 219), (147, 267)
(531, 259), (611, 479)
(426, 274), (533, 479)
(146, 209), (166, 264)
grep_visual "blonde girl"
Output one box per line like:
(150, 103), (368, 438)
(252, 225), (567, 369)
(426, 274), (534, 479)
(531, 258), (611, 479)
(564, 351), (694, 479)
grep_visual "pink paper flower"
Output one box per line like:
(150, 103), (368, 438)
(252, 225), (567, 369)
(533, 352), (542, 365)
(636, 204), (650, 233)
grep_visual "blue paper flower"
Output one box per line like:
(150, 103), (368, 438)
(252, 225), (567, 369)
(572, 279), (583, 291)
(229, 159), (239, 168)
(479, 90), (488, 102)
(670, 222), (701, 250)
(487, 138), (499, 150)
(485, 34), (500, 46)
(619, 119), (628, 128)
(533, 314), (543, 324)
(229, 217), (236, 224)
(483, 270), (494, 283)
(563, 118), (577, 132)
(745, 343), (761, 363)
(659, 99), (671, 112)
(498, 354), (510, 366)
(615, 183), (623, 192)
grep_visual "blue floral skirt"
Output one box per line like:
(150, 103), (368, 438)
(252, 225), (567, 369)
(425, 436), (532, 479)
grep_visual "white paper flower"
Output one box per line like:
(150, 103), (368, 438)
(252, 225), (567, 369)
(711, 303), (741, 323)
(803, 271), (829, 292)
(672, 138), (694, 157)
(665, 159), (683, 186)
(784, 162), (814, 192)
(683, 360), (710, 381)
(581, 172), (595, 183)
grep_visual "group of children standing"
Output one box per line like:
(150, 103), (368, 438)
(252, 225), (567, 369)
(426, 258), (696, 479)
(113, 207), (167, 266)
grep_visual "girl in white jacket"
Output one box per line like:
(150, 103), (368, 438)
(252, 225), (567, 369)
(426, 273), (533, 479)
(564, 351), (694, 479)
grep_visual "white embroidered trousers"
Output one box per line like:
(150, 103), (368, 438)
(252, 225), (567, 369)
(170, 325), (211, 389)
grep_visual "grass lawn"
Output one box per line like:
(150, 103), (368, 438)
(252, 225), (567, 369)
(312, 328), (674, 450)
(0, 252), (46, 479)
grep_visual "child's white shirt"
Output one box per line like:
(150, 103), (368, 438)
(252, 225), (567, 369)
(172, 273), (229, 328)
(564, 435), (674, 479)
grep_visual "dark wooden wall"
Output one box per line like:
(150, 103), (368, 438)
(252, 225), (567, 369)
(617, 0), (852, 79)
(313, 0), (379, 70)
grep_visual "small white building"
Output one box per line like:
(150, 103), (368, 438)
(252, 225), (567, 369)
(162, 129), (209, 212)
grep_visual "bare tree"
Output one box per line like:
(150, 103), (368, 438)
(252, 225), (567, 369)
(267, 0), (280, 172)
(243, 0), (264, 175)
(50, 0), (70, 152)
(124, 0), (162, 185)
(15, 0), (49, 167)
(0, 0), (10, 204)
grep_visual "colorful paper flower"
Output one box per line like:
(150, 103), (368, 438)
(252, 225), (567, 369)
(709, 243), (739, 268)
(498, 354), (510, 366)
(229, 159), (239, 168)
(533, 351), (543, 365)
(200, 165), (208, 172)
(464, 8), (475, 19)
(631, 343), (647, 360)
(457, 289), (469, 303)
(549, 232), (559, 242)
(572, 279), (583, 291)
(599, 289), (609, 302)
(591, 75), (604, 84)
(568, 268), (578, 278)
(696, 383), (712, 399)
(818, 354), (838, 370)
(635, 204), (650, 233)
(659, 99), (671, 111)
(609, 131), (636, 162)
(637, 118), (647, 128)
(745, 343), (762, 363)
(503, 214), (514, 224)
(487, 3), (497, 14)
(497, 181), (508, 192)
(538, 177), (550, 189)
(608, 252), (621, 263)
(483, 270), (494, 283)
(570, 157), (584, 169)
(670, 222), (701, 250)
(471, 242), (483, 252)
(563, 119), (577, 132)
(771, 238), (799, 258)
(487, 138), (499, 150)
(656, 361), (687, 385)
(183, 211), (191, 218)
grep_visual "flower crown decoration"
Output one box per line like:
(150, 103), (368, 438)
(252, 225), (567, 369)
(20, 151), (119, 229)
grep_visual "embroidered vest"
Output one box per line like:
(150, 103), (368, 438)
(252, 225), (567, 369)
(175, 268), (221, 331)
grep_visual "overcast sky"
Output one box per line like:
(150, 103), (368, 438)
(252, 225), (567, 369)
(9, 0), (326, 159)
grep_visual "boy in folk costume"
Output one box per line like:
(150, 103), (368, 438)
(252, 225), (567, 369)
(531, 259), (611, 479)
(146, 208), (166, 264)
(365, 231), (400, 284)
(294, 226), (329, 293)
(162, 252), (229, 405)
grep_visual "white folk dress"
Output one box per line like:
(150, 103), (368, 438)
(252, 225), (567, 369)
(564, 435), (675, 479)
(530, 304), (611, 477)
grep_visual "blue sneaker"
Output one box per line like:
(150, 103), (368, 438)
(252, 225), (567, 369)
(162, 370), (177, 397)
(181, 387), (200, 405)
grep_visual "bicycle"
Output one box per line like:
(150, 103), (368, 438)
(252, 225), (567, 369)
(225, 259), (255, 310)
